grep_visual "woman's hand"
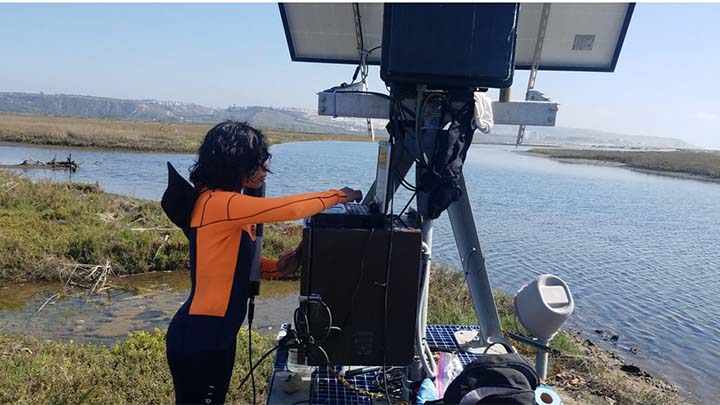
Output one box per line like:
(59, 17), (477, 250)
(340, 187), (363, 203)
(276, 241), (303, 277)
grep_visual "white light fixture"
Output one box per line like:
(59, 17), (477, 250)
(515, 274), (574, 380)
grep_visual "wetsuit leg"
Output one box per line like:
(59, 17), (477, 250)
(167, 343), (236, 404)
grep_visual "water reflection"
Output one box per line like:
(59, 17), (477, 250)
(0, 272), (300, 344)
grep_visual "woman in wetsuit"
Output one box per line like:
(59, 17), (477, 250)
(161, 121), (361, 404)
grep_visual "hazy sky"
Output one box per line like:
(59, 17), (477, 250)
(1, 3), (719, 149)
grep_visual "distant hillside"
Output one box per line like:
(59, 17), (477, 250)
(0, 92), (374, 136)
(480, 125), (696, 149)
(0, 92), (695, 149)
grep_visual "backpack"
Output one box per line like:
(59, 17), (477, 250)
(437, 353), (539, 404)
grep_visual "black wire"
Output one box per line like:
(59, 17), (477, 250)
(394, 167), (416, 192)
(382, 144), (396, 405)
(238, 345), (279, 389)
(374, 367), (405, 401)
(339, 229), (375, 331)
(398, 192), (416, 219)
(248, 321), (256, 405)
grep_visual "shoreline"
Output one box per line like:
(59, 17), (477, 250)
(523, 151), (720, 184)
(1, 263), (692, 404)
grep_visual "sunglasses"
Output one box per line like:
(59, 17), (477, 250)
(250, 151), (273, 177)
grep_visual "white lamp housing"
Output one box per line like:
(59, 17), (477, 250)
(515, 274), (574, 342)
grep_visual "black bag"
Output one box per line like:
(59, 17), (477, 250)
(440, 354), (539, 404)
(416, 96), (475, 219)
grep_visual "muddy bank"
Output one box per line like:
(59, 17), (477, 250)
(1, 269), (691, 404)
(551, 334), (688, 404)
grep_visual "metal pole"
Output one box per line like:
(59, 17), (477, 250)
(536, 339), (550, 381)
(499, 88), (511, 103)
(352, 2), (375, 141)
(362, 136), (414, 205)
(517, 3), (551, 147)
(447, 174), (510, 346)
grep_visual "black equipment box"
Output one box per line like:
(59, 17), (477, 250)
(310, 203), (385, 229)
(300, 225), (422, 366)
(380, 3), (519, 89)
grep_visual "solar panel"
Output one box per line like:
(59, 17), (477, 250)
(279, 3), (634, 72)
(305, 325), (484, 404)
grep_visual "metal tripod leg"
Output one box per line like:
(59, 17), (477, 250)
(362, 139), (415, 206)
(447, 174), (512, 347)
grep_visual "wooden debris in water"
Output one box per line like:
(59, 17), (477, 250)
(11, 153), (79, 172)
(31, 260), (116, 317)
(61, 260), (116, 296)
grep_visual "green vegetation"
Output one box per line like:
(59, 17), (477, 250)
(0, 174), (683, 404)
(529, 148), (720, 180)
(427, 264), (581, 373)
(0, 329), (275, 404)
(0, 171), (302, 284)
(0, 265), (681, 404)
(0, 113), (364, 153)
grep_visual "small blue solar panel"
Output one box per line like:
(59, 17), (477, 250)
(312, 367), (374, 405)
(425, 324), (484, 365)
(269, 325), (486, 404)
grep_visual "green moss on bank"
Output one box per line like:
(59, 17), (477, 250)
(0, 173), (684, 404)
(0, 329), (275, 404)
(427, 264), (582, 370)
(0, 171), (303, 284)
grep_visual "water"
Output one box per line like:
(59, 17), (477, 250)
(1, 142), (720, 402)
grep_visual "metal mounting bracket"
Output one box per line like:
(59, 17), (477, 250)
(317, 90), (558, 126)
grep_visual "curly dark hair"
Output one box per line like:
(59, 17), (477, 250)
(189, 121), (271, 191)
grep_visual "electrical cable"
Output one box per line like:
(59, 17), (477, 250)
(247, 298), (257, 404)
(374, 367), (405, 401)
(238, 345), (279, 390)
(394, 167), (416, 192)
(248, 317), (256, 404)
(398, 192), (416, 219)
(338, 228), (375, 331)
(381, 142), (397, 404)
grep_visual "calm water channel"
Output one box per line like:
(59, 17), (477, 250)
(1, 142), (719, 402)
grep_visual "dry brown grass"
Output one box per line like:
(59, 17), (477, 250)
(0, 113), (364, 153)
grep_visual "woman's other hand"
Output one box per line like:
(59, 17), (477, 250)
(276, 241), (303, 277)
(340, 187), (363, 202)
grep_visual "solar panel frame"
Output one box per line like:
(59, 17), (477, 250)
(278, 3), (635, 72)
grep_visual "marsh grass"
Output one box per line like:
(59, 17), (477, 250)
(427, 264), (582, 364)
(0, 328), (275, 404)
(0, 113), (365, 153)
(0, 174), (682, 404)
(529, 148), (720, 179)
(0, 171), (303, 284)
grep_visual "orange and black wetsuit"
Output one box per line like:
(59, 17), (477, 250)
(162, 168), (347, 404)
